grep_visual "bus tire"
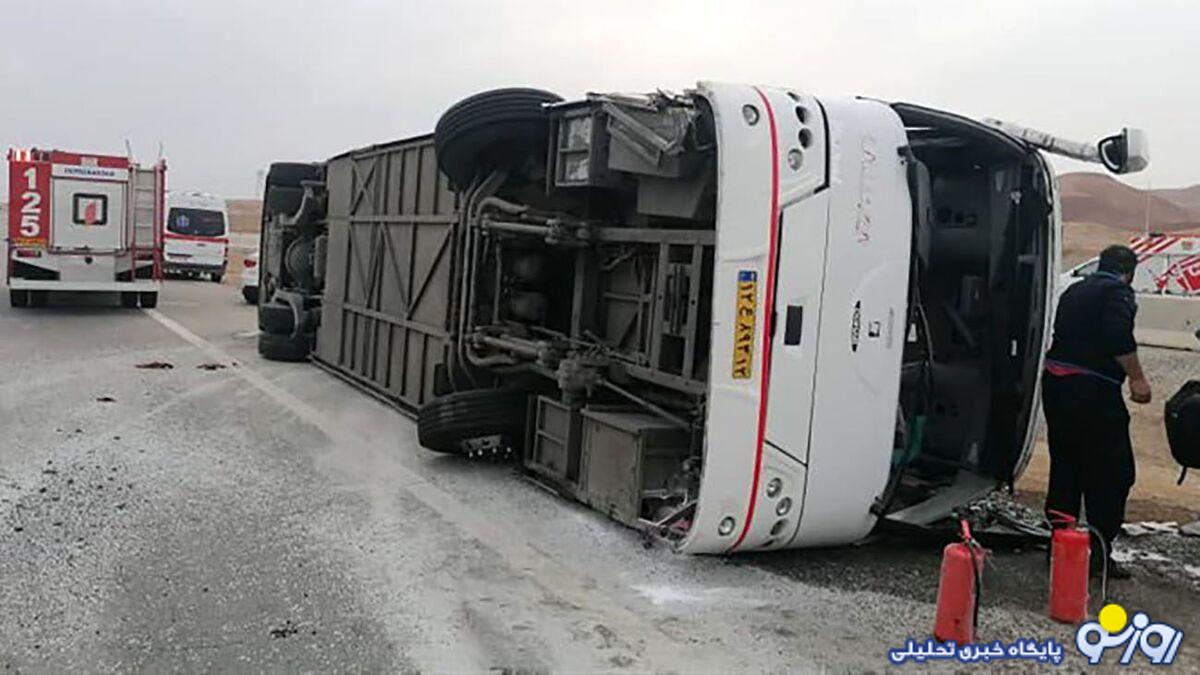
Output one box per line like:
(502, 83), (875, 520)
(9, 289), (29, 308)
(258, 302), (294, 333)
(120, 292), (139, 309)
(266, 163), (322, 191)
(258, 330), (310, 362)
(434, 88), (562, 188)
(264, 163), (322, 217)
(417, 389), (529, 455)
(139, 292), (158, 309)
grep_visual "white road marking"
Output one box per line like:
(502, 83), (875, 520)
(142, 308), (721, 669)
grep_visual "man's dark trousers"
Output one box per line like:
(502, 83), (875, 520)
(1042, 372), (1136, 556)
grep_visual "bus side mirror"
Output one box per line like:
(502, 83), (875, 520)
(1099, 128), (1149, 174)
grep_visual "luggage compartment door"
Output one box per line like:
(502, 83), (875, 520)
(764, 193), (831, 468)
(51, 178), (126, 251)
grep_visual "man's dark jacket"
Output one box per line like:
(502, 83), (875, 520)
(1046, 271), (1138, 384)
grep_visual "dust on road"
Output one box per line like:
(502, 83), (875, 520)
(2, 280), (1198, 672)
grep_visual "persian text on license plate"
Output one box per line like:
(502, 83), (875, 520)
(732, 270), (757, 379)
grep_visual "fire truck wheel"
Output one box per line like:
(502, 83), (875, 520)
(434, 88), (563, 188)
(258, 302), (295, 333)
(258, 330), (310, 362)
(139, 292), (158, 309)
(417, 389), (529, 455)
(120, 292), (139, 309)
(9, 289), (29, 308)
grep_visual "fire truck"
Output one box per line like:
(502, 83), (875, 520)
(1136, 234), (1200, 295)
(6, 148), (166, 308)
(1065, 233), (1200, 296)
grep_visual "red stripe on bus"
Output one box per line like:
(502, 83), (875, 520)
(728, 87), (782, 553)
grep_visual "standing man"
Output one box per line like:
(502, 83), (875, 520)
(1043, 245), (1152, 579)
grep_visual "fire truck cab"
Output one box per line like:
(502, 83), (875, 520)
(6, 148), (165, 308)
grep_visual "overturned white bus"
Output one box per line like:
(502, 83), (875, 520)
(253, 82), (1147, 552)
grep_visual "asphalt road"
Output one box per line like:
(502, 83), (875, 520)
(2, 280), (1198, 672)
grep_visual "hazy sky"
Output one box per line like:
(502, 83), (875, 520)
(2, 0), (1197, 197)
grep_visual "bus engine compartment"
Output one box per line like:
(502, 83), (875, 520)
(431, 88), (723, 539)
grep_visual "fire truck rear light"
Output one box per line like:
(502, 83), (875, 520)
(15, 249), (42, 258)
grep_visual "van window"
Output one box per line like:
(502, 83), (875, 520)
(167, 208), (225, 237)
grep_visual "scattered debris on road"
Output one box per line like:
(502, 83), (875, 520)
(196, 363), (227, 371)
(1123, 521), (1183, 536)
(955, 490), (1051, 542)
(134, 361), (174, 370)
(268, 620), (301, 639)
(95, 396), (116, 403)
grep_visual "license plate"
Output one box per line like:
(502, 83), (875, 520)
(732, 270), (757, 379)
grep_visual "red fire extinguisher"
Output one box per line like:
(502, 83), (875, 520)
(1048, 510), (1091, 624)
(934, 519), (985, 644)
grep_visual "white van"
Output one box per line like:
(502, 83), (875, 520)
(164, 191), (228, 282)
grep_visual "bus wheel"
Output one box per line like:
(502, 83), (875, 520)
(29, 290), (48, 307)
(9, 289), (29, 308)
(120, 292), (139, 309)
(434, 88), (563, 189)
(139, 292), (158, 309)
(417, 389), (529, 456)
(258, 330), (310, 362)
